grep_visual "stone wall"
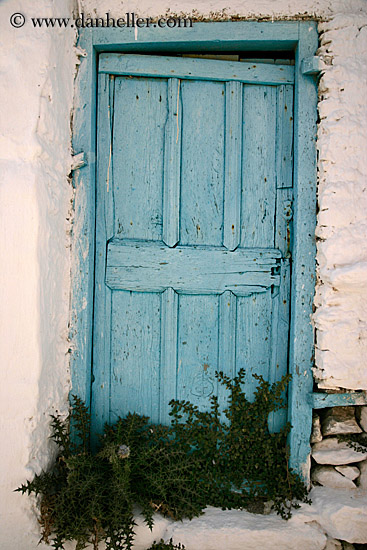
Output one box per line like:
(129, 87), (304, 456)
(311, 407), (367, 489)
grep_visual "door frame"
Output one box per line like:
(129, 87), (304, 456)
(70, 20), (318, 481)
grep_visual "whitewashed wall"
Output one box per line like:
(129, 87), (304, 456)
(0, 0), (366, 548)
(0, 0), (76, 546)
(314, 12), (367, 390)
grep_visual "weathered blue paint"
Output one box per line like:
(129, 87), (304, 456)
(160, 288), (178, 424)
(106, 241), (282, 293)
(69, 31), (96, 410)
(312, 392), (367, 409)
(99, 53), (294, 84)
(287, 22), (318, 485)
(301, 56), (322, 75)
(91, 21), (299, 52)
(92, 55), (294, 435)
(223, 81), (242, 252)
(91, 72), (115, 439)
(163, 78), (181, 248)
(71, 22), (318, 481)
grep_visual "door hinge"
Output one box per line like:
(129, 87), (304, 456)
(282, 199), (293, 222)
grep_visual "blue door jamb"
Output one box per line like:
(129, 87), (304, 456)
(70, 21), (318, 483)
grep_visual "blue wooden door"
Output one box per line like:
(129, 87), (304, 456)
(92, 54), (294, 436)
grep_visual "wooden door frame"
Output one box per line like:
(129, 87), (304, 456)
(70, 20), (318, 482)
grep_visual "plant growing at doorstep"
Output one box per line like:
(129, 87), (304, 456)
(17, 370), (310, 550)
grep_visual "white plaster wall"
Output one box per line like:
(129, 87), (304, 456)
(0, 0), (76, 547)
(313, 12), (367, 389)
(1, 0), (367, 548)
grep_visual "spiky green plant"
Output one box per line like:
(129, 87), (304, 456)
(17, 370), (310, 549)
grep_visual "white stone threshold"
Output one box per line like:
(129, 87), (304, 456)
(131, 488), (367, 550)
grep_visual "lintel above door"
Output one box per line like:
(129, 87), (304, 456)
(99, 53), (294, 85)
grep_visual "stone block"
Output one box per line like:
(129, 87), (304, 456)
(357, 459), (367, 490)
(335, 465), (360, 481)
(324, 539), (342, 550)
(312, 438), (367, 465)
(312, 466), (356, 489)
(322, 407), (362, 436)
(356, 406), (367, 432)
(312, 413), (323, 443)
(295, 487), (367, 543)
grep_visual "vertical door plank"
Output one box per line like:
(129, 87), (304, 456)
(276, 85), (294, 189)
(275, 187), (293, 258)
(92, 74), (115, 439)
(163, 79), (181, 247)
(269, 259), (291, 432)
(241, 85), (277, 248)
(110, 291), (161, 424)
(160, 288), (178, 423)
(218, 291), (237, 409)
(112, 77), (167, 241)
(235, 291), (273, 400)
(268, 85), (294, 432)
(180, 80), (225, 246)
(177, 294), (219, 410)
(288, 23), (318, 483)
(223, 81), (242, 251)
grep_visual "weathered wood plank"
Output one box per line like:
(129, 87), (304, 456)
(276, 85), (294, 189)
(312, 392), (367, 409)
(275, 187), (293, 258)
(160, 288), (178, 423)
(223, 81), (242, 251)
(99, 53), (295, 85)
(179, 80), (225, 246)
(163, 79), (181, 247)
(91, 74), (115, 440)
(110, 291), (161, 424)
(236, 290), (273, 399)
(269, 260), (291, 432)
(91, 21), (299, 51)
(217, 291), (237, 409)
(241, 85), (277, 248)
(70, 30), (96, 410)
(177, 294), (219, 410)
(218, 291), (237, 378)
(112, 76), (166, 241)
(106, 241), (281, 294)
(287, 22), (318, 484)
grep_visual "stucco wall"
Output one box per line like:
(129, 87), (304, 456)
(314, 12), (367, 389)
(0, 0), (76, 546)
(0, 0), (367, 548)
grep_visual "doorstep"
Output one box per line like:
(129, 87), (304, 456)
(131, 488), (367, 550)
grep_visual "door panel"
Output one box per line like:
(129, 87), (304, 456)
(241, 85), (277, 248)
(110, 290), (161, 424)
(180, 80), (225, 246)
(92, 55), (294, 438)
(113, 77), (167, 241)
